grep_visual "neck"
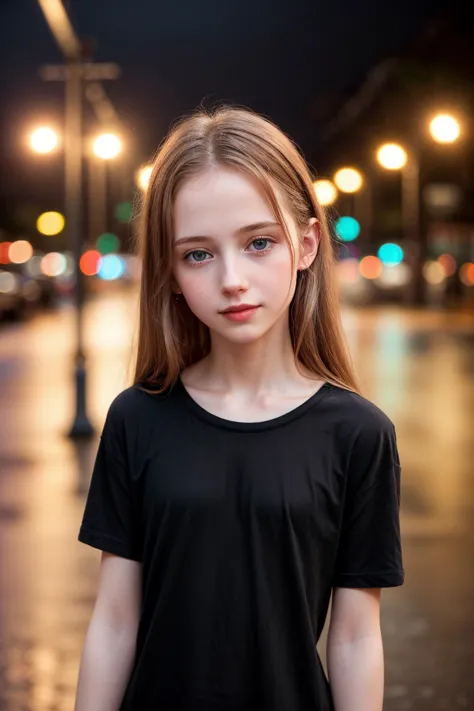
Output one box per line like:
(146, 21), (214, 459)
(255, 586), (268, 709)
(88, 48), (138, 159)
(200, 315), (313, 396)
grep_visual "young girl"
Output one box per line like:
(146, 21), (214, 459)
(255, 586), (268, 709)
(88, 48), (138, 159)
(75, 106), (404, 711)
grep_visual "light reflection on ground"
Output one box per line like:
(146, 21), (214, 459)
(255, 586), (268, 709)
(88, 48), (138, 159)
(0, 290), (473, 710)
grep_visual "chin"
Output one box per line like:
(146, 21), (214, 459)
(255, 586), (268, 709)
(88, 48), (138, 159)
(212, 323), (274, 345)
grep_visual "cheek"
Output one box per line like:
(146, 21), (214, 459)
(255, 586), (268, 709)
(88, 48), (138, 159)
(176, 268), (213, 308)
(260, 252), (295, 296)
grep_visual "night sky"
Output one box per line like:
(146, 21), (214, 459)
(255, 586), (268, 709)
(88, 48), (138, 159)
(0, 0), (448, 207)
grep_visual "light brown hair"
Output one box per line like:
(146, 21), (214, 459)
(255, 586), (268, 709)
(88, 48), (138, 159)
(131, 105), (360, 395)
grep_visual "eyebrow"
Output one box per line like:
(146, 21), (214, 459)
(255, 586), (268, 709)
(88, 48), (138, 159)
(174, 221), (281, 247)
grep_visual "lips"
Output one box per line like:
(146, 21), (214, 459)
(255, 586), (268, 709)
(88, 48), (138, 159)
(219, 304), (260, 322)
(220, 304), (259, 313)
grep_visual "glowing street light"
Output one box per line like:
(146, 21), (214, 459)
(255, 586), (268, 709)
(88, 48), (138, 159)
(92, 132), (122, 160)
(334, 167), (363, 194)
(429, 114), (461, 144)
(30, 126), (59, 154)
(376, 143), (408, 171)
(136, 164), (154, 191)
(313, 179), (338, 206)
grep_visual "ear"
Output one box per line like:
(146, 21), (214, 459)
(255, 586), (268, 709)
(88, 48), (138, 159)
(297, 218), (320, 271)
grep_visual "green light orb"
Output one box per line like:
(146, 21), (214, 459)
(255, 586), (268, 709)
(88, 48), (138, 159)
(114, 201), (133, 223)
(97, 232), (120, 255)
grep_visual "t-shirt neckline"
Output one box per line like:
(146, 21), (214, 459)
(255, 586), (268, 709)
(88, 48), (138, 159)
(176, 375), (332, 432)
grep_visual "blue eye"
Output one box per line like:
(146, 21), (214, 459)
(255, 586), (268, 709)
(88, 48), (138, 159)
(185, 250), (210, 263)
(251, 238), (268, 250)
(249, 237), (275, 253)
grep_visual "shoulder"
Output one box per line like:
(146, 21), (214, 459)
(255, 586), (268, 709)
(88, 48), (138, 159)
(323, 384), (396, 451)
(104, 383), (174, 432)
(320, 387), (400, 486)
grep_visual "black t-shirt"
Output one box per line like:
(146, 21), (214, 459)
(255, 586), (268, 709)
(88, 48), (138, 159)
(78, 378), (404, 711)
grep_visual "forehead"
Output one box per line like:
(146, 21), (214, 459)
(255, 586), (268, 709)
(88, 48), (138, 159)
(173, 166), (293, 237)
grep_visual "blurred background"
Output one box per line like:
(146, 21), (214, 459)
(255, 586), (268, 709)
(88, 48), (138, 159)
(0, 1), (473, 709)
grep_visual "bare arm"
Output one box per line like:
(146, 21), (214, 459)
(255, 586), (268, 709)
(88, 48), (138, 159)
(74, 552), (142, 711)
(327, 587), (384, 711)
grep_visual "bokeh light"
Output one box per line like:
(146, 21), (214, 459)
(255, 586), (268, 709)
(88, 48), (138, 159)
(9, 240), (34, 264)
(37, 211), (65, 236)
(61, 251), (76, 278)
(0, 272), (19, 294)
(97, 233), (120, 255)
(359, 256), (383, 280)
(313, 179), (338, 206)
(98, 254), (125, 280)
(25, 254), (44, 278)
(40, 252), (67, 277)
(136, 164), (154, 191)
(377, 242), (404, 266)
(336, 258), (360, 285)
(437, 253), (457, 277)
(0, 242), (12, 264)
(423, 260), (446, 285)
(376, 143), (407, 170)
(80, 250), (102, 276)
(114, 201), (133, 223)
(93, 133), (122, 160)
(30, 127), (58, 154)
(459, 262), (474, 286)
(429, 114), (461, 144)
(335, 216), (360, 242)
(376, 263), (412, 288)
(334, 167), (363, 193)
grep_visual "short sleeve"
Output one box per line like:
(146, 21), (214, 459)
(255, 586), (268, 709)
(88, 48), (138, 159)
(78, 402), (142, 562)
(333, 419), (404, 588)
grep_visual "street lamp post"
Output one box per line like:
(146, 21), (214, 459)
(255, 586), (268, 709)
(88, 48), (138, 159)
(63, 60), (94, 436)
(376, 113), (461, 306)
(37, 0), (122, 438)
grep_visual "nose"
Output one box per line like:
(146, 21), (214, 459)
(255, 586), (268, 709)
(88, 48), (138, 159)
(220, 254), (249, 296)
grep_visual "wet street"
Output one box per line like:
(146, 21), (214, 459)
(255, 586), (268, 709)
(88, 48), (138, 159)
(0, 288), (473, 711)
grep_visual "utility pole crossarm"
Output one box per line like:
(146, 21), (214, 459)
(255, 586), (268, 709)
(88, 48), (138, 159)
(37, 0), (81, 59)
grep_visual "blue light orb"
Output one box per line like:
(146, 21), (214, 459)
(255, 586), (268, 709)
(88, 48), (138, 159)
(377, 243), (404, 266)
(335, 216), (360, 242)
(97, 254), (125, 281)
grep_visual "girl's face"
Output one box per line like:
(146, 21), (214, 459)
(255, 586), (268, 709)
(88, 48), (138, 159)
(172, 166), (318, 345)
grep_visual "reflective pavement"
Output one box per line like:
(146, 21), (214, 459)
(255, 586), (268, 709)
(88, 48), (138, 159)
(0, 288), (473, 710)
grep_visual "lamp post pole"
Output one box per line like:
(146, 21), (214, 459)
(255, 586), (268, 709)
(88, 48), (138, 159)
(401, 149), (426, 306)
(38, 0), (121, 437)
(64, 60), (92, 435)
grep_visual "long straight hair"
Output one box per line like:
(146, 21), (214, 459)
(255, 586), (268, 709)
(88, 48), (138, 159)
(131, 105), (360, 395)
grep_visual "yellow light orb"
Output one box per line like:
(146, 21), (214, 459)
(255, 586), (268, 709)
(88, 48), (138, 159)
(93, 133), (122, 160)
(313, 179), (338, 206)
(376, 143), (408, 170)
(36, 211), (65, 236)
(429, 114), (461, 144)
(30, 127), (58, 154)
(136, 164), (153, 191)
(9, 240), (34, 264)
(334, 167), (363, 193)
